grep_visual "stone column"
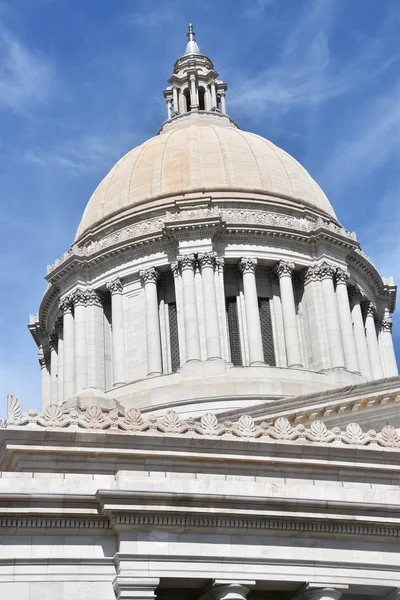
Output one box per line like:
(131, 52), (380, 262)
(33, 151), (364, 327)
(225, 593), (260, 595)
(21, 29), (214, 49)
(318, 262), (345, 369)
(239, 258), (264, 365)
(364, 302), (384, 380)
(113, 577), (160, 600)
(178, 254), (201, 362)
(140, 267), (163, 376)
(199, 252), (222, 360)
(303, 587), (344, 600)
(211, 81), (217, 108)
(349, 288), (371, 379)
(38, 345), (50, 410)
(59, 296), (75, 400)
(106, 278), (126, 386)
(335, 268), (359, 372)
(48, 332), (58, 403)
(172, 86), (178, 114)
(86, 289), (105, 390)
(190, 73), (198, 108)
(381, 314), (399, 376)
(55, 318), (64, 403)
(72, 289), (88, 392)
(275, 261), (303, 368)
(166, 98), (172, 119)
(220, 91), (227, 113)
(210, 581), (252, 600)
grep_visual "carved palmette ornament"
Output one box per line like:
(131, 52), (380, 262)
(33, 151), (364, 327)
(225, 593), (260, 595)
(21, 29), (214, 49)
(233, 415), (260, 438)
(158, 410), (185, 434)
(6, 394), (23, 425)
(199, 412), (221, 436)
(79, 405), (107, 429)
(38, 404), (69, 428)
(306, 420), (336, 443)
(377, 425), (399, 448)
(341, 422), (369, 445)
(119, 408), (148, 432)
(269, 417), (299, 441)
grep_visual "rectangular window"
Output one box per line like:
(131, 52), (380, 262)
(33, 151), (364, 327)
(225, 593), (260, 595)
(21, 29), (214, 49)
(226, 296), (242, 366)
(259, 297), (276, 366)
(168, 302), (180, 373)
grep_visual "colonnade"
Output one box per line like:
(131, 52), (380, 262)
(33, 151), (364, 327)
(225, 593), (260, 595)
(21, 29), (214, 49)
(113, 577), (349, 600)
(38, 256), (398, 409)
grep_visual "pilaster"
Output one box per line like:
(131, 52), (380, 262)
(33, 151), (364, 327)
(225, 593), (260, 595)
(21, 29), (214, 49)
(317, 262), (345, 369)
(199, 252), (222, 360)
(106, 278), (126, 386)
(178, 254), (201, 362)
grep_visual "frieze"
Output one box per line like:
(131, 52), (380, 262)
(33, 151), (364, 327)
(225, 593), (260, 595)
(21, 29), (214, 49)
(3, 396), (400, 451)
(46, 209), (357, 275)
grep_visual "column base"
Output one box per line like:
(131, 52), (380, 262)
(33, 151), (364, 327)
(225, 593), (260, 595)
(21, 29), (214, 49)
(289, 363), (304, 369)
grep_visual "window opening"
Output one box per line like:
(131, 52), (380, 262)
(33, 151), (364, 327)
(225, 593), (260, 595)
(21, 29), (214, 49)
(226, 296), (242, 366)
(259, 297), (276, 365)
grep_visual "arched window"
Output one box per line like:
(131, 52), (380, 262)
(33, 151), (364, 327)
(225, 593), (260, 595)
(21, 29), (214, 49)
(198, 86), (206, 111)
(184, 88), (191, 112)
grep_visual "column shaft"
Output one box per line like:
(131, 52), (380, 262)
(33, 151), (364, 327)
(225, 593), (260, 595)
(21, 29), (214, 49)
(60, 297), (75, 400)
(335, 270), (359, 372)
(38, 346), (50, 410)
(87, 290), (106, 390)
(49, 334), (58, 403)
(211, 582), (252, 600)
(381, 317), (399, 376)
(57, 329), (64, 403)
(106, 279), (126, 386)
(319, 263), (345, 368)
(72, 290), (88, 392)
(349, 290), (371, 379)
(220, 92), (227, 113)
(275, 261), (303, 368)
(140, 267), (163, 376)
(365, 303), (383, 380)
(239, 258), (264, 364)
(211, 82), (217, 108)
(178, 255), (201, 361)
(172, 86), (178, 114)
(199, 253), (222, 360)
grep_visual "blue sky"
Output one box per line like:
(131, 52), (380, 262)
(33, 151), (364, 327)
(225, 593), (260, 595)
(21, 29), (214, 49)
(0, 0), (399, 411)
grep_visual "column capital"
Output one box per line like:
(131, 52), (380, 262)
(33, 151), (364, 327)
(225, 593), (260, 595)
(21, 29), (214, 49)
(85, 288), (103, 307)
(140, 266), (160, 284)
(48, 332), (58, 350)
(70, 288), (89, 307)
(210, 580), (254, 600)
(113, 576), (160, 600)
(177, 253), (196, 272)
(215, 256), (225, 271)
(317, 261), (336, 280)
(59, 296), (73, 314)
(381, 317), (393, 332)
(302, 586), (346, 600)
(198, 251), (216, 270)
(303, 265), (320, 285)
(106, 278), (123, 295)
(239, 257), (257, 275)
(38, 346), (49, 369)
(275, 260), (295, 279)
(335, 268), (350, 285)
(364, 300), (377, 318)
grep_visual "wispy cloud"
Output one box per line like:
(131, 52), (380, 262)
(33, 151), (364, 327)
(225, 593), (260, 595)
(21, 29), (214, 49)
(128, 8), (173, 27)
(320, 86), (400, 189)
(231, 0), (399, 117)
(243, 0), (274, 18)
(24, 132), (136, 174)
(0, 24), (54, 113)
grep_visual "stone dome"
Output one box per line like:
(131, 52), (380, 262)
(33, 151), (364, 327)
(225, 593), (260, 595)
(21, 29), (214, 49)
(75, 120), (336, 240)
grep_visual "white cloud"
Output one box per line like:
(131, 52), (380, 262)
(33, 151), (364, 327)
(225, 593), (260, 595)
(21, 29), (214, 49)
(0, 25), (54, 113)
(24, 132), (136, 174)
(230, 0), (399, 117)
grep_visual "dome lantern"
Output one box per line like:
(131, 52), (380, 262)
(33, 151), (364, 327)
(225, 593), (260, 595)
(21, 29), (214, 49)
(162, 23), (228, 119)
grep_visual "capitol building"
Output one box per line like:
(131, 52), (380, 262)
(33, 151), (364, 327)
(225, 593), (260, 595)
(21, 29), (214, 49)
(1, 24), (400, 600)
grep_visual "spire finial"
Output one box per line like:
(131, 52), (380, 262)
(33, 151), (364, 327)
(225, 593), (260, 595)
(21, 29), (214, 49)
(185, 22), (200, 55)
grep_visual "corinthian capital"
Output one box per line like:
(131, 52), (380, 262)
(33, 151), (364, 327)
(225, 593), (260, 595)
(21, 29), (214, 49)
(303, 265), (319, 285)
(317, 261), (336, 280)
(59, 296), (73, 314)
(71, 288), (88, 307)
(335, 268), (350, 285)
(106, 278), (123, 295)
(198, 252), (216, 270)
(364, 301), (377, 318)
(177, 254), (196, 272)
(381, 317), (393, 333)
(239, 257), (257, 275)
(85, 289), (103, 306)
(274, 260), (295, 279)
(140, 267), (160, 284)
(38, 346), (49, 369)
